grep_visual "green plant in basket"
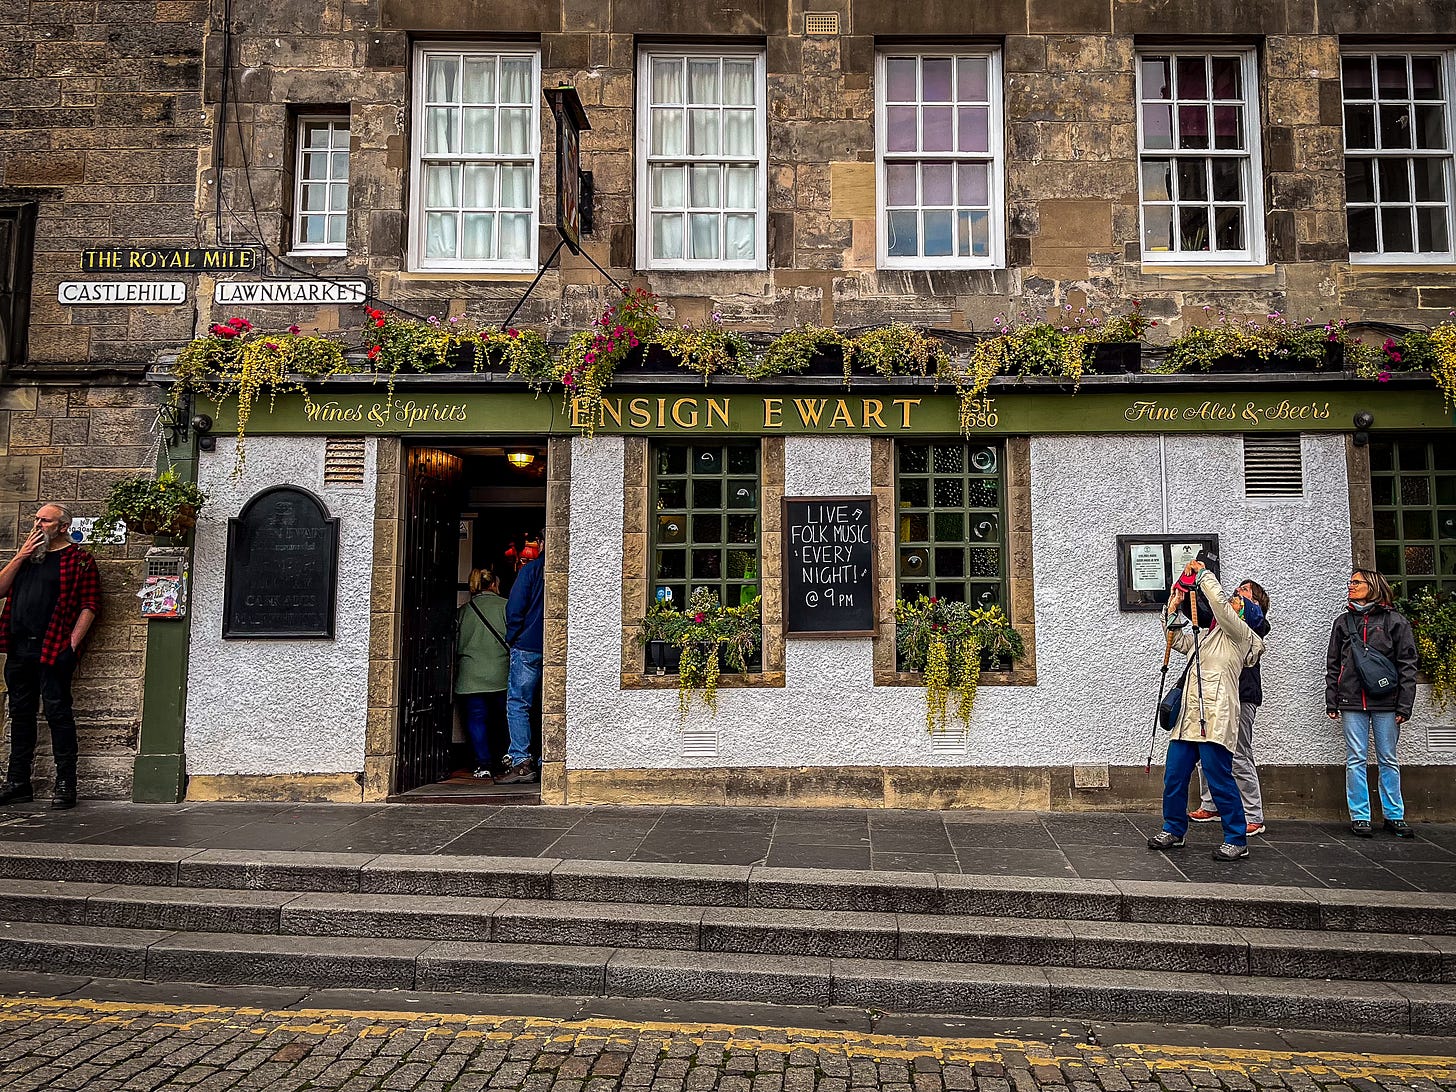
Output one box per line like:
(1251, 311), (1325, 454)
(894, 597), (1022, 733)
(748, 326), (847, 379)
(557, 289), (663, 433)
(1399, 588), (1456, 712)
(655, 312), (752, 381)
(103, 468), (207, 539)
(640, 588), (763, 717)
(850, 324), (951, 383)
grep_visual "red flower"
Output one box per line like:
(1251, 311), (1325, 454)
(212, 325), (236, 339)
(629, 337), (639, 348)
(375, 317), (385, 328)
(929, 597), (938, 605)
(693, 613), (706, 625)
(287, 324), (301, 335)
(1378, 370), (1392, 383)
(227, 316), (251, 330)
(264, 341), (280, 351)
(367, 345), (380, 360)
(563, 372), (577, 388)
(508, 328), (519, 339)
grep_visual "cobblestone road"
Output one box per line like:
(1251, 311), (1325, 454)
(2, 997), (1455, 1092)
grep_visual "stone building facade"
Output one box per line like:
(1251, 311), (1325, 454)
(1, 1), (1455, 806)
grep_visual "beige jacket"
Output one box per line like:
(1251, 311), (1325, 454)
(1165, 569), (1265, 752)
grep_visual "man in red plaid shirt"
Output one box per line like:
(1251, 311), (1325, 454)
(0, 504), (100, 810)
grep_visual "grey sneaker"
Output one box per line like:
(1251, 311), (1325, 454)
(1147, 831), (1185, 850)
(1212, 842), (1249, 861)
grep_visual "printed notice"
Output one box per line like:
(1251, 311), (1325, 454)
(1170, 543), (1202, 572)
(1129, 544), (1166, 591)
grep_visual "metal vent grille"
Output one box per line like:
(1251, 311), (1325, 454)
(324, 436), (366, 485)
(144, 548), (187, 579)
(1428, 725), (1456, 751)
(1243, 434), (1303, 498)
(929, 727), (969, 756)
(805, 11), (840, 35)
(681, 730), (719, 758)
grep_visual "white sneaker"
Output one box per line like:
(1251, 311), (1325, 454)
(1245, 822), (1266, 837)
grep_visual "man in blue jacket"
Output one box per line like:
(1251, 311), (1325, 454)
(498, 534), (545, 785)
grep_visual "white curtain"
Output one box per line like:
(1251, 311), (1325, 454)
(499, 164), (530, 209)
(462, 57), (495, 104)
(462, 164), (495, 208)
(462, 213), (493, 259)
(426, 56), (457, 102)
(651, 108), (683, 156)
(652, 166), (684, 209)
(462, 107), (494, 155)
(425, 107), (455, 155)
(652, 58), (683, 104)
(500, 213), (529, 260)
(500, 57), (531, 104)
(723, 60), (754, 105)
(688, 59), (719, 104)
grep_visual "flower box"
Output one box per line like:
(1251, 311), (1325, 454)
(616, 344), (683, 374)
(1084, 341), (1142, 374)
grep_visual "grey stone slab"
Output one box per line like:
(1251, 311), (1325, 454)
(1415, 932), (1456, 984)
(605, 949), (832, 1006)
(0, 843), (192, 886)
(1242, 926), (1446, 983)
(144, 932), (428, 989)
(70, 978), (312, 1011)
(1046, 967), (1231, 1026)
(934, 874), (1121, 920)
(360, 854), (556, 898)
(85, 885), (292, 934)
(280, 893), (502, 941)
(0, 921), (173, 980)
(1068, 920), (1249, 975)
(491, 899), (701, 950)
(831, 958), (1049, 1016)
(549, 859), (751, 907)
(897, 914), (1077, 966)
(700, 907), (898, 959)
(0, 878), (113, 925)
(298, 987), (586, 1018)
(1228, 974), (1411, 1032)
(0, 970), (95, 997)
(177, 849), (369, 892)
(416, 940), (611, 995)
(747, 867), (939, 913)
(1311, 886), (1456, 936)
(1115, 879), (1320, 929)
(1388, 982), (1456, 1036)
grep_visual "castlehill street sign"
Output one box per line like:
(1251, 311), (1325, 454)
(58, 281), (186, 305)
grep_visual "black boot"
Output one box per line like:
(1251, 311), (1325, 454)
(51, 778), (76, 811)
(0, 781), (32, 805)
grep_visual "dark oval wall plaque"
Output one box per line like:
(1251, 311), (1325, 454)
(223, 486), (340, 639)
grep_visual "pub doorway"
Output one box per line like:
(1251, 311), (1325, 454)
(392, 441), (548, 802)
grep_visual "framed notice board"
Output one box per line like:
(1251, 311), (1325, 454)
(1115, 534), (1220, 612)
(782, 496), (877, 636)
(223, 486), (340, 638)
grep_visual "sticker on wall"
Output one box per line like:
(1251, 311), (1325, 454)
(69, 518), (126, 545)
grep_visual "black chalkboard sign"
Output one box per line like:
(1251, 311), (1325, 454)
(782, 496), (877, 636)
(223, 486), (340, 638)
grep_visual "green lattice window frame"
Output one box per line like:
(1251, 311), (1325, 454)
(650, 440), (762, 613)
(893, 440), (1008, 608)
(1370, 435), (1456, 596)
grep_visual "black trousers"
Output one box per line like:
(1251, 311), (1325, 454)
(4, 653), (78, 785)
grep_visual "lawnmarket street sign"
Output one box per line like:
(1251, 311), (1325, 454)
(213, 280), (369, 306)
(207, 388), (1455, 436)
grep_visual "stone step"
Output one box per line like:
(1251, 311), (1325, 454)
(0, 844), (1450, 935)
(0, 880), (1450, 984)
(0, 920), (1448, 1036)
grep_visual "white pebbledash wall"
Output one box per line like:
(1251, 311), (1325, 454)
(185, 436), (377, 776)
(565, 433), (1450, 770)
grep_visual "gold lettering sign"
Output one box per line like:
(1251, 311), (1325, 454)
(568, 395), (933, 432)
(1123, 398), (1333, 427)
(305, 399), (469, 429)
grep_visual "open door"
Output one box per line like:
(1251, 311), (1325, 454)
(395, 446), (465, 794)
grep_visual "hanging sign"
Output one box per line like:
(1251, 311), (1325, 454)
(58, 281), (186, 305)
(82, 247), (259, 272)
(544, 85), (590, 255)
(783, 496), (877, 636)
(214, 280), (368, 306)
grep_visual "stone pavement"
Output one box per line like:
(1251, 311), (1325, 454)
(0, 801), (1453, 891)
(1, 988), (1454, 1092)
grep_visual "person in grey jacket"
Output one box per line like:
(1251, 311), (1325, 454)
(1325, 568), (1419, 839)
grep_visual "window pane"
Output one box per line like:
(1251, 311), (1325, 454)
(961, 211), (989, 257)
(1378, 55), (1409, 98)
(887, 57), (917, 102)
(1345, 104), (1376, 148)
(923, 58), (953, 102)
(651, 166), (684, 208)
(723, 110), (755, 155)
(499, 57), (531, 102)
(1141, 160), (1172, 202)
(887, 106), (918, 152)
(426, 55), (459, 101)
(652, 58), (683, 103)
(462, 164), (495, 207)
(689, 165), (720, 208)
(1214, 206), (1243, 250)
(958, 161), (989, 205)
(723, 60), (755, 105)
(299, 215), (324, 244)
(303, 152), (329, 180)
(424, 212), (456, 258)
(1380, 105), (1412, 149)
(1343, 55), (1373, 98)
(1382, 206), (1415, 250)
(1417, 206), (1450, 253)
(957, 107), (989, 152)
(499, 108), (529, 154)
(1348, 207), (1378, 251)
(887, 162), (916, 206)
(725, 214), (755, 259)
(725, 166), (755, 208)
(499, 164), (531, 207)
(499, 214), (529, 259)
(651, 108), (683, 155)
(325, 216), (346, 244)
(1179, 205), (1210, 250)
(687, 58), (720, 104)
(328, 184), (348, 211)
(652, 213), (684, 259)
(922, 209), (953, 256)
(957, 57), (988, 101)
(1379, 158), (1412, 201)
(1211, 57), (1241, 99)
(1143, 204), (1173, 252)
(1210, 157), (1241, 201)
(1177, 159), (1207, 201)
(1142, 104), (1173, 149)
(425, 107), (457, 154)
(462, 58), (495, 103)
(923, 106), (953, 151)
(462, 108), (494, 154)
(1346, 157), (1375, 202)
(1177, 56), (1207, 100)
(688, 108), (720, 154)
(461, 213), (493, 259)
(1415, 104), (1447, 150)
(304, 122), (332, 149)
(1141, 57), (1171, 100)
(1212, 105), (1243, 150)
(689, 213), (719, 259)
(922, 162), (953, 205)
(887, 209), (918, 256)
(1178, 104), (1209, 149)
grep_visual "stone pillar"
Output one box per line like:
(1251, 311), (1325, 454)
(540, 436), (572, 803)
(363, 436), (403, 800)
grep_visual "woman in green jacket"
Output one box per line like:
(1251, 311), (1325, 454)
(456, 568), (511, 780)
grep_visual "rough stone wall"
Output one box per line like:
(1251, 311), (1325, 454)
(0, 379), (163, 798)
(193, 0), (1456, 347)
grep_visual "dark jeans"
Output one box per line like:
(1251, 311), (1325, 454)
(1163, 738), (1247, 847)
(461, 691), (507, 769)
(4, 653), (78, 785)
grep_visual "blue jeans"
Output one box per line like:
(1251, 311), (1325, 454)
(1163, 739), (1247, 847)
(461, 692), (505, 769)
(505, 649), (542, 767)
(1342, 710), (1404, 821)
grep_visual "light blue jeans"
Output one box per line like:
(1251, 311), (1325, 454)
(1342, 710), (1404, 822)
(505, 649), (542, 767)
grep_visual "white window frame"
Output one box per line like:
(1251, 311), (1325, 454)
(1135, 49), (1265, 265)
(875, 48), (1006, 270)
(1341, 47), (1456, 265)
(291, 115), (350, 257)
(635, 46), (768, 272)
(408, 43), (541, 274)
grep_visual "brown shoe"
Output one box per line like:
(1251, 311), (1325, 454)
(495, 760), (539, 786)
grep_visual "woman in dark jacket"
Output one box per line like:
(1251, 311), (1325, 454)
(1325, 568), (1419, 839)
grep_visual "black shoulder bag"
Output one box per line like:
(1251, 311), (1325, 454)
(1343, 613), (1400, 699)
(1159, 660), (1193, 731)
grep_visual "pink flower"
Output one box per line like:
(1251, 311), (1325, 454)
(1389, 350), (1402, 364)
(563, 373), (577, 388)
(613, 324), (625, 337)
(584, 352), (596, 365)
(508, 328), (519, 339)
(1378, 370), (1392, 383)
(929, 597), (938, 605)
(264, 341), (280, 351)
(287, 324), (301, 335)
(629, 336), (639, 348)
(693, 613), (706, 625)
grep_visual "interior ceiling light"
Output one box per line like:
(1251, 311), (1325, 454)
(506, 451), (536, 468)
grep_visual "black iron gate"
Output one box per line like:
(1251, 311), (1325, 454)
(395, 446), (465, 794)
